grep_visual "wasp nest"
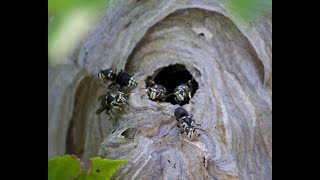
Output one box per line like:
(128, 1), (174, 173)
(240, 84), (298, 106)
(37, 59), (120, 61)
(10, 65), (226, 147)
(48, 0), (271, 179)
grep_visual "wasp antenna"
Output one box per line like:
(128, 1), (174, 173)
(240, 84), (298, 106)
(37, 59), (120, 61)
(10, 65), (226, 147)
(165, 93), (175, 98)
(159, 110), (175, 118)
(141, 90), (148, 98)
(161, 122), (177, 138)
(189, 81), (196, 86)
(124, 101), (130, 107)
(123, 92), (135, 97)
(144, 106), (173, 117)
(194, 127), (207, 132)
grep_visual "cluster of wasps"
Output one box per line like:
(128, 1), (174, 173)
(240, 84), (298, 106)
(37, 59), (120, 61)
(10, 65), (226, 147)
(96, 68), (204, 139)
(143, 76), (197, 105)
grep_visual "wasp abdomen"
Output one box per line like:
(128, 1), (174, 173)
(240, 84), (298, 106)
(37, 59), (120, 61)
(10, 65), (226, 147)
(174, 107), (189, 120)
(116, 71), (138, 88)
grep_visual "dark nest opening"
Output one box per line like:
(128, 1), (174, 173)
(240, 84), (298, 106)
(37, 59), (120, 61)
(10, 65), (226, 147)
(146, 64), (198, 105)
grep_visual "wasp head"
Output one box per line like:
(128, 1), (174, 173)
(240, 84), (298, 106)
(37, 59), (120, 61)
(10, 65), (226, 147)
(98, 68), (116, 82)
(148, 84), (166, 101)
(182, 116), (195, 138)
(115, 92), (126, 104)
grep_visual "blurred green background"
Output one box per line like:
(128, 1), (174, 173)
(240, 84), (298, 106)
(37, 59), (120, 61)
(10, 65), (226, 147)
(48, 0), (271, 65)
(48, 0), (108, 65)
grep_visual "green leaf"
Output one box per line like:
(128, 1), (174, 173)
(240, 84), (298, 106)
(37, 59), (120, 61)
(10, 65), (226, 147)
(48, 155), (81, 180)
(48, 155), (128, 180)
(74, 158), (128, 180)
(91, 158), (128, 180)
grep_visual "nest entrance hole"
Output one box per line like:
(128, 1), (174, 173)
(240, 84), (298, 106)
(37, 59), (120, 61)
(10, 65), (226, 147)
(146, 64), (198, 105)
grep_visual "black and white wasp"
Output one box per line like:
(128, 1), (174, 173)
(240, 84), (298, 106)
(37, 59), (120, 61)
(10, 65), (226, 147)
(98, 68), (138, 89)
(167, 78), (197, 105)
(143, 76), (167, 101)
(95, 91), (127, 115)
(162, 107), (205, 139)
(174, 107), (198, 138)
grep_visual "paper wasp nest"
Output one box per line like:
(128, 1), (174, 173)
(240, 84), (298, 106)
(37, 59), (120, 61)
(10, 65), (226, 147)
(48, 0), (271, 179)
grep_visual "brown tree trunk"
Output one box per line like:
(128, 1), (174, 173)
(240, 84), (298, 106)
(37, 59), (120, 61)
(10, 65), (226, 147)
(48, 0), (272, 179)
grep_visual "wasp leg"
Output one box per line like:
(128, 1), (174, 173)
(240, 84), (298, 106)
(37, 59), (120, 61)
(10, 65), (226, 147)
(141, 88), (149, 98)
(95, 106), (105, 114)
(188, 92), (195, 104)
(103, 106), (112, 117)
(106, 111), (112, 118)
(174, 97), (178, 104)
(179, 131), (185, 148)
(112, 68), (118, 77)
(108, 83), (121, 91)
(112, 104), (123, 110)
(107, 82), (116, 89)
(180, 130), (185, 135)
(189, 114), (195, 121)
(191, 118), (201, 126)
(106, 108), (115, 118)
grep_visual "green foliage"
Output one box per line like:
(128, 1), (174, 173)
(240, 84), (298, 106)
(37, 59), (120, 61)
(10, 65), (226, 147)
(48, 155), (81, 180)
(74, 158), (129, 180)
(48, 155), (128, 180)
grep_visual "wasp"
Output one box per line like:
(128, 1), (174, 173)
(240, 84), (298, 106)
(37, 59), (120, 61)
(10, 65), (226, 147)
(162, 107), (205, 139)
(166, 78), (197, 105)
(174, 107), (197, 138)
(96, 91), (127, 115)
(142, 76), (167, 101)
(98, 68), (138, 89)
